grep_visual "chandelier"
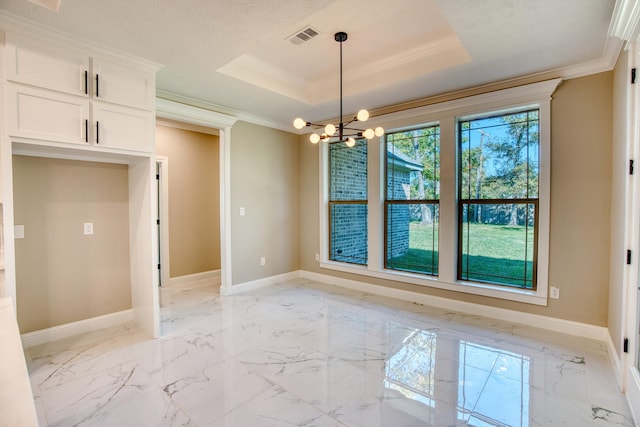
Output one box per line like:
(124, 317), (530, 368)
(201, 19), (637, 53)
(293, 32), (383, 147)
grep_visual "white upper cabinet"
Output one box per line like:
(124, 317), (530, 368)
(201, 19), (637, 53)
(92, 102), (154, 151)
(3, 29), (158, 152)
(7, 84), (90, 145)
(92, 57), (154, 111)
(6, 32), (90, 97)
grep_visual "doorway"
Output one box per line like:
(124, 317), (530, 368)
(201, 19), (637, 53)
(154, 121), (222, 295)
(155, 99), (237, 304)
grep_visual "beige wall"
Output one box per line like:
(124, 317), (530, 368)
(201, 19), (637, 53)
(156, 125), (220, 278)
(13, 156), (131, 333)
(609, 50), (630, 356)
(299, 72), (613, 327)
(230, 121), (300, 285)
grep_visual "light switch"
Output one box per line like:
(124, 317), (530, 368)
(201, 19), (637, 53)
(14, 225), (24, 239)
(84, 222), (94, 235)
(240, 207), (245, 216)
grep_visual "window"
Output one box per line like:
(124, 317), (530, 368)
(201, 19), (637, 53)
(329, 139), (368, 265)
(320, 79), (558, 305)
(458, 110), (539, 289)
(385, 125), (440, 275)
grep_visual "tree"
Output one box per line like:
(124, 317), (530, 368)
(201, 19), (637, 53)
(460, 110), (539, 226)
(388, 127), (440, 223)
(459, 121), (483, 223)
(484, 111), (539, 226)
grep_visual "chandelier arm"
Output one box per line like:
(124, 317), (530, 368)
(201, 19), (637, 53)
(304, 122), (330, 129)
(303, 121), (365, 131)
(294, 31), (383, 145)
(341, 130), (363, 136)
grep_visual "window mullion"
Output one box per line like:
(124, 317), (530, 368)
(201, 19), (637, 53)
(437, 117), (457, 283)
(368, 136), (383, 271)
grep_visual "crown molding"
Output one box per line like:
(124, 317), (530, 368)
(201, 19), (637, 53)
(0, 10), (162, 71)
(155, 90), (291, 132)
(27, 0), (61, 12)
(217, 55), (310, 104)
(556, 35), (624, 80)
(609, 0), (640, 44)
(363, 78), (563, 131)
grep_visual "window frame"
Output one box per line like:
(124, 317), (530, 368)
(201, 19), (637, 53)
(318, 79), (560, 306)
(456, 109), (541, 290)
(384, 125), (441, 276)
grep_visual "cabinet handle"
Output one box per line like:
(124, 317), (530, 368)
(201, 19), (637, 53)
(95, 74), (99, 97)
(96, 121), (99, 144)
(84, 70), (88, 95)
(85, 119), (88, 143)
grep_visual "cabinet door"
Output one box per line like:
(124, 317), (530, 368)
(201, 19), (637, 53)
(92, 58), (154, 111)
(92, 102), (154, 152)
(7, 85), (90, 145)
(6, 32), (90, 97)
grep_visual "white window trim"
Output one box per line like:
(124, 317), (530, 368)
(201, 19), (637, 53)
(319, 79), (562, 306)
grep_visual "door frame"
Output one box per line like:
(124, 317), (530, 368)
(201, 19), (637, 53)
(623, 39), (640, 424)
(155, 98), (238, 296)
(156, 156), (170, 287)
(609, 4), (640, 421)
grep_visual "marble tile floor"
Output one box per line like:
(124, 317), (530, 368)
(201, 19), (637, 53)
(24, 278), (635, 427)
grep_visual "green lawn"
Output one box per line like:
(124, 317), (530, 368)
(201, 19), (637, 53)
(387, 222), (534, 288)
(387, 221), (439, 275)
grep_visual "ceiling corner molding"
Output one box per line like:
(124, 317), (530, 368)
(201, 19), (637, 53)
(155, 91), (289, 132)
(27, 0), (62, 12)
(364, 34), (469, 77)
(365, 78), (563, 130)
(0, 10), (163, 71)
(156, 97), (238, 129)
(217, 55), (311, 104)
(559, 36), (624, 80)
(609, 0), (640, 43)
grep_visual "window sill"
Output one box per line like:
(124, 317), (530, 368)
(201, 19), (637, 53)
(319, 261), (548, 306)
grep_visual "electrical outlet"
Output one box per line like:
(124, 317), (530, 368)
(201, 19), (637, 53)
(83, 222), (94, 235)
(315, 253), (320, 261)
(260, 256), (266, 266)
(550, 286), (560, 299)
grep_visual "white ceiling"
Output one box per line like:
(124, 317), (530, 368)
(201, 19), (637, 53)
(0, 0), (620, 130)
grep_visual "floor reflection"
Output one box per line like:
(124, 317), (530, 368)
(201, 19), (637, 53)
(385, 329), (531, 427)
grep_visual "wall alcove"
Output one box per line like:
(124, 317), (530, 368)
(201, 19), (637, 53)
(5, 142), (159, 345)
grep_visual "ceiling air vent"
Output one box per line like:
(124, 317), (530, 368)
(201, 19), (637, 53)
(288, 26), (320, 45)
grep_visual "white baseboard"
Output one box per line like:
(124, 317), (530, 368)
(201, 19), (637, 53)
(222, 270), (300, 296)
(300, 270), (609, 342)
(606, 330), (623, 390)
(21, 309), (134, 348)
(221, 269), (609, 342)
(626, 367), (640, 426)
(166, 269), (221, 287)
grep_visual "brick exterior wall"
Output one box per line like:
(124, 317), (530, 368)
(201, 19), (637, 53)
(330, 203), (368, 264)
(329, 141), (368, 264)
(386, 169), (412, 258)
(329, 141), (430, 265)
